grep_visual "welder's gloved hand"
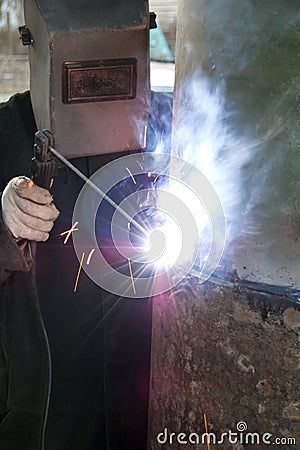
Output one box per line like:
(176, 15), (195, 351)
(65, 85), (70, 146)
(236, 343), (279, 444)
(1, 176), (59, 242)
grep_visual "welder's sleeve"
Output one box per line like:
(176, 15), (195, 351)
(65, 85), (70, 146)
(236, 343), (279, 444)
(0, 212), (33, 285)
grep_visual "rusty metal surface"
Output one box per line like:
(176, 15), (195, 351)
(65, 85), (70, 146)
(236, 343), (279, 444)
(148, 276), (300, 449)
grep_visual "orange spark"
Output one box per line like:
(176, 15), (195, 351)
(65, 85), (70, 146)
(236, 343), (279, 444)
(203, 413), (211, 450)
(87, 248), (95, 265)
(126, 143), (131, 151)
(60, 221), (79, 244)
(136, 160), (144, 170)
(125, 167), (137, 185)
(127, 258), (136, 295)
(28, 179), (34, 189)
(74, 252), (85, 293)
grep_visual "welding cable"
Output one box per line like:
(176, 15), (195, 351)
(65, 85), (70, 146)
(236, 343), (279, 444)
(30, 242), (52, 450)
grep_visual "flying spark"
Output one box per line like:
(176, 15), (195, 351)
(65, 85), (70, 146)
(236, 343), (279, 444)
(60, 221), (79, 244)
(28, 179), (34, 189)
(87, 248), (95, 265)
(125, 166), (137, 185)
(203, 413), (211, 450)
(153, 174), (160, 184)
(127, 258), (136, 295)
(74, 252), (85, 293)
(143, 124), (148, 148)
(136, 160), (144, 170)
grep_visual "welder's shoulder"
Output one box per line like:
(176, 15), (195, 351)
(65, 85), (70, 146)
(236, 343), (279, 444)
(0, 91), (34, 132)
(0, 91), (36, 175)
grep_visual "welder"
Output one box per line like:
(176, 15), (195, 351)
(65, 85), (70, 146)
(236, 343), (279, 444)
(0, 1), (172, 449)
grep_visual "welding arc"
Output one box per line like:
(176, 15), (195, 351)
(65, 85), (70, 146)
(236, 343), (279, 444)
(48, 146), (148, 237)
(72, 152), (226, 298)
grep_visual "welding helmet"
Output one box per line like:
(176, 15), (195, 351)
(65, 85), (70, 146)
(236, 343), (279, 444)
(22, 0), (151, 158)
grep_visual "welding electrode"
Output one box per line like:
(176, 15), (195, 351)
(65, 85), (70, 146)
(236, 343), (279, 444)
(49, 141), (148, 237)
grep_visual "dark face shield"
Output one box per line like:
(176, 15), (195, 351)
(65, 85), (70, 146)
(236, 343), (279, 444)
(24, 0), (150, 158)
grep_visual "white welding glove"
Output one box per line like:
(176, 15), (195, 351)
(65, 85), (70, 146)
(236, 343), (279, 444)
(1, 176), (59, 242)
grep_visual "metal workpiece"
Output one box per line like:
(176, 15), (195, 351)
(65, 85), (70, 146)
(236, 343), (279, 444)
(172, 0), (300, 289)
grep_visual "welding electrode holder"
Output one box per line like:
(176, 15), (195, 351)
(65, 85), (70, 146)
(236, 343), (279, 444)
(31, 129), (60, 190)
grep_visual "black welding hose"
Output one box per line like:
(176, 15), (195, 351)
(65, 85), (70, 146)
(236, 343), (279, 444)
(31, 243), (52, 450)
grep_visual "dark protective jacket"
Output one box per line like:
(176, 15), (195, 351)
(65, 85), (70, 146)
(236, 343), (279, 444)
(0, 91), (172, 450)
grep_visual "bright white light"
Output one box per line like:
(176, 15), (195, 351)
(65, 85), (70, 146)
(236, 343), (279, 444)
(142, 217), (181, 268)
(160, 179), (210, 234)
(141, 179), (211, 270)
(154, 218), (182, 267)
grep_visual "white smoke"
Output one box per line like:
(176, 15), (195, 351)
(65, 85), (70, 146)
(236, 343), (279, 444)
(171, 0), (300, 269)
